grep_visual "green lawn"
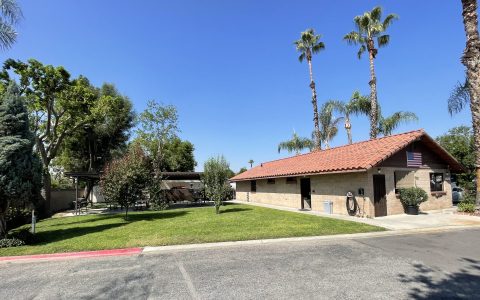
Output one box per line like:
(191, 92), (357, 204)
(0, 203), (385, 256)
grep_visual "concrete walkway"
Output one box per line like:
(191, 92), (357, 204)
(230, 200), (480, 230)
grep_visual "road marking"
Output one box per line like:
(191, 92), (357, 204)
(176, 258), (200, 300)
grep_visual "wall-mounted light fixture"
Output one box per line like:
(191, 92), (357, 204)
(377, 168), (381, 174)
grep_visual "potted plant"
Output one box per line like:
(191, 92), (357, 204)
(398, 187), (428, 215)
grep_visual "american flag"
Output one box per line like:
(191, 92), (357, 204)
(407, 151), (422, 167)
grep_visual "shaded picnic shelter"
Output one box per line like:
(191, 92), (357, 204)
(64, 171), (101, 215)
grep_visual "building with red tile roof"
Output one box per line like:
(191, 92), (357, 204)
(232, 129), (463, 217)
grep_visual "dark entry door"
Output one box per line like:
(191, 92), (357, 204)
(300, 178), (311, 210)
(373, 174), (387, 217)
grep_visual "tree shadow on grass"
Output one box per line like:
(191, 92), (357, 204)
(34, 223), (127, 245)
(220, 207), (253, 214)
(398, 258), (480, 299)
(126, 210), (188, 221)
(46, 210), (188, 227)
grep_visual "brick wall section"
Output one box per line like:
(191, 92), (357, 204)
(235, 178), (301, 208)
(370, 167), (452, 215)
(310, 172), (374, 217)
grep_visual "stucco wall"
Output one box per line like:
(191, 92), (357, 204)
(235, 178), (300, 208)
(51, 189), (75, 212)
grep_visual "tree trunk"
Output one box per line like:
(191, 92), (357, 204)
(461, 0), (480, 204)
(215, 204), (220, 214)
(125, 204), (129, 220)
(345, 115), (353, 144)
(368, 39), (379, 139)
(43, 171), (52, 214)
(307, 55), (322, 150)
(0, 200), (9, 238)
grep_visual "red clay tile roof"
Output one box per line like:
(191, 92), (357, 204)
(230, 129), (464, 181)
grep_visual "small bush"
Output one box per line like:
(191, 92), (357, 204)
(458, 201), (476, 213)
(398, 187), (428, 207)
(10, 229), (40, 245)
(0, 238), (25, 248)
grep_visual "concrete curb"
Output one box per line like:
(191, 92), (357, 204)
(0, 247), (142, 263)
(142, 225), (480, 254)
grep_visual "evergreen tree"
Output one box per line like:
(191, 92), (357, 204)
(0, 84), (41, 237)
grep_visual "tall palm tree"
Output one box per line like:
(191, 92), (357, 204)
(278, 131), (314, 155)
(344, 6), (398, 139)
(327, 91), (370, 144)
(318, 102), (344, 149)
(378, 111), (418, 136)
(458, 0), (480, 203)
(294, 28), (325, 150)
(0, 0), (22, 50)
(248, 159), (254, 168)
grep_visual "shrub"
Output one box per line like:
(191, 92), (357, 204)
(101, 145), (150, 220)
(10, 228), (40, 244)
(148, 180), (168, 210)
(202, 155), (231, 214)
(458, 201), (476, 213)
(0, 237), (25, 248)
(398, 187), (428, 207)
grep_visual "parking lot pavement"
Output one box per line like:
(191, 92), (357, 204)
(0, 228), (479, 299)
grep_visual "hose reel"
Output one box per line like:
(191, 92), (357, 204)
(346, 191), (358, 216)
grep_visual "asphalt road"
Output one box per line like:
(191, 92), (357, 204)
(1, 228), (479, 300)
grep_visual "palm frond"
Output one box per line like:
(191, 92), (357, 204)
(348, 91), (371, 116)
(344, 31), (361, 45)
(382, 14), (399, 30)
(377, 34), (390, 48)
(298, 52), (306, 63)
(370, 6), (383, 22)
(312, 41), (325, 54)
(379, 111), (418, 136)
(448, 79), (470, 115)
(357, 44), (367, 59)
(0, 0), (22, 24)
(0, 22), (16, 50)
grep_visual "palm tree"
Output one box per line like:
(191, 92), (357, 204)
(457, 0), (480, 203)
(0, 0), (22, 50)
(278, 131), (314, 155)
(318, 102), (344, 149)
(327, 91), (370, 144)
(248, 159), (254, 168)
(378, 112), (418, 136)
(344, 6), (398, 139)
(294, 28), (325, 150)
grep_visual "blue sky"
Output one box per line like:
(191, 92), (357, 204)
(6, 0), (472, 171)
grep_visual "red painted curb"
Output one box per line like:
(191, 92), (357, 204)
(0, 247), (143, 262)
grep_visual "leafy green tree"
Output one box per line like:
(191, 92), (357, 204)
(136, 100), (178, 176)
(0, 84), (41, 237)
(278, 131), (313, 154)
(344, 6), (398, 139)
(0, 59), (97, 212)
(319, 102), (344, 149)
(294, 28), (325, 150)
(55, 83), (135, 172)
(100, 145), (149, 220)
(0, 0), (22, 50)
(327, 91), (370, 144)
(237, 167), (248, 174)
(457, 0), (480, 203)
(162, 137), (196, 172)
(437, 126), (475, 192)
(203, 156), (231, 214)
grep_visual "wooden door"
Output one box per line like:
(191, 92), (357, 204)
(373, 174), (387, 217)
(300, 178), (311, 210)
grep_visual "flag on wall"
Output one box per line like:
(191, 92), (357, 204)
(406, 151), (422, 167)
